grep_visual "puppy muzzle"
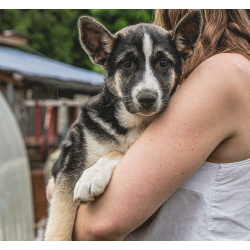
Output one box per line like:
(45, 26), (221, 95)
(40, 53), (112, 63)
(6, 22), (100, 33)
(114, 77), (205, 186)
(136, 90), (158, 109)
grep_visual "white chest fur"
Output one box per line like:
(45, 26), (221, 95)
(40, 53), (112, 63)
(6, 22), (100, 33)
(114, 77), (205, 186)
(84, 104), (154, 169)
(84, 123), (145, 169)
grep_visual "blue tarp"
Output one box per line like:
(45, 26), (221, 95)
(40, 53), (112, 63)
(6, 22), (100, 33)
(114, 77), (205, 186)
(0, 46), (104, 86)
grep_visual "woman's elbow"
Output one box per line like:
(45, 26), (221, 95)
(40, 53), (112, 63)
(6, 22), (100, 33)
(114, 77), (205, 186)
(73, 217), (126, 241)
(91, 221), (125, 240)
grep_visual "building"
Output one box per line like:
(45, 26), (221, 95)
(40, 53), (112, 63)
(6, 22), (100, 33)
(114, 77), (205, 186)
(0, 33), (104, 230)
(0, 45), (104, 168)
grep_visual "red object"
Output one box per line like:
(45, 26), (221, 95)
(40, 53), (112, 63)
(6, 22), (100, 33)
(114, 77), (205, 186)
(47, 107), (56, 142)
(35, 102), (41, 142)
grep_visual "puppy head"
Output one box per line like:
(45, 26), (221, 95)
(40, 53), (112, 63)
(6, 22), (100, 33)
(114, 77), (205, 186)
(78, 10), (203, 116)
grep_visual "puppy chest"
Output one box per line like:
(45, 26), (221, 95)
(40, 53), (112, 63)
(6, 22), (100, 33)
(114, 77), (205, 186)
(118, 127), (144, 153)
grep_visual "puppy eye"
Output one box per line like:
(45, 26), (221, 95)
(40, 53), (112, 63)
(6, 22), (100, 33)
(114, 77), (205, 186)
(122, 59), (132, 68)
(159, 59), (169, 68)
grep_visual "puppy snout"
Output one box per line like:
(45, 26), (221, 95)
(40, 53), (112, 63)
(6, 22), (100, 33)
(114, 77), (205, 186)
(137, 90), (158, 107)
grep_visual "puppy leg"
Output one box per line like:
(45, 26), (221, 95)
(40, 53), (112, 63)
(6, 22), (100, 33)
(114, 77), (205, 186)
(74, 151), (123, 203)
(45, 174), (78, 241)
(46, 177), (55, 202)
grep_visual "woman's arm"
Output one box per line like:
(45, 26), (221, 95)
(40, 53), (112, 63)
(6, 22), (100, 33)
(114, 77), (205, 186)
(72, 54), (246, 240)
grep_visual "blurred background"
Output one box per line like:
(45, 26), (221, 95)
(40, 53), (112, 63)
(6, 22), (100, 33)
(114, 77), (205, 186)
(0, 9), (154, 240)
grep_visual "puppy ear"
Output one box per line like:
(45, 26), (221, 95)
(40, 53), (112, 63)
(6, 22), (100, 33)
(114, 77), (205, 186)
(78, 16), (117, 65)
(172, 10), (203, 59)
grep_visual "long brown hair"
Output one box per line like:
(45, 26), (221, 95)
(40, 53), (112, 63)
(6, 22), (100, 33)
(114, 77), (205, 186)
(154, 9), (250, 82)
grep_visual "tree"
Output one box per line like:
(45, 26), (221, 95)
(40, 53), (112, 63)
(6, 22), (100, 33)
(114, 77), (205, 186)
(0, 9), (154, 73)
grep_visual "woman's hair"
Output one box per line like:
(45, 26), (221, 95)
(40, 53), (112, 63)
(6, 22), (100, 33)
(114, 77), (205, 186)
(154, 9), (250, 82)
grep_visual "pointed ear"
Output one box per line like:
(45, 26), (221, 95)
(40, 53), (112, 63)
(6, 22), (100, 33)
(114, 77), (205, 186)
(172, 10), (203, 59)
(78, 16), (117, 65)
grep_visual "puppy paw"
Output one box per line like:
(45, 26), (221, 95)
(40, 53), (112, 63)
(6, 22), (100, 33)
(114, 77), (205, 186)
(73, 152), (123, 204)
(73, 167), (110, 203)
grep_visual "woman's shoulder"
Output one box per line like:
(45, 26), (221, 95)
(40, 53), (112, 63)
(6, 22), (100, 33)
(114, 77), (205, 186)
(197, 53), (250, 81)
(172, 53), (249, 163)
(206, 52), (249, 64)
(174, 52), (249, 129)
(184, 53), (249, 100)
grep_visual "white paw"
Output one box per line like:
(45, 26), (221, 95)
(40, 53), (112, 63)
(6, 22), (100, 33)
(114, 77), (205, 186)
(73, 166), (113, 203)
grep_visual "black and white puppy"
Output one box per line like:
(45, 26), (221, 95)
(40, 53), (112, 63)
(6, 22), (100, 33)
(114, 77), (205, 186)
(45, 10), (203, 240)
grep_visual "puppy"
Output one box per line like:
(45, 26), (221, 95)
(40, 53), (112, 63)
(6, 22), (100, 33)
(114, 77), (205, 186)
(45, 10), (203, 240)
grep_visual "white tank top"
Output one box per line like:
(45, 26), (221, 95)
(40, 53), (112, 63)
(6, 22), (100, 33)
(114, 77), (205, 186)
(124, 158), (250, 241)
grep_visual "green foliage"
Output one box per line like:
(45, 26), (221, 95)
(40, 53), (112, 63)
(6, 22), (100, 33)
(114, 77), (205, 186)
(0, 9), (154, 74)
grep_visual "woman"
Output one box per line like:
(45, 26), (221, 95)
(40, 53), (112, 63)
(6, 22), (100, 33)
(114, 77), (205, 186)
(47, 9), (250, 240)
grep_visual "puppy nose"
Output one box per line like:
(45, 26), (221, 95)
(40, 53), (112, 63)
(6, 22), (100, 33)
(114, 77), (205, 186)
(137, 90), (158, 107)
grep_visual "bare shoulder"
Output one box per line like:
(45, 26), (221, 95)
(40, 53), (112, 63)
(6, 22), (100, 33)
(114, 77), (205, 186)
(165, 52), (249, 147)
(200, 53), (249, 70)
(206, 52), (249, 66)
(194, 53), (250, 86)
(168, 53), (250, 162)
(178, 53), (249, 105)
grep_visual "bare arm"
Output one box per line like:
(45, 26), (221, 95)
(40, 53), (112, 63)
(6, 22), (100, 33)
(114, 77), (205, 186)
(71, 54), (248, 240)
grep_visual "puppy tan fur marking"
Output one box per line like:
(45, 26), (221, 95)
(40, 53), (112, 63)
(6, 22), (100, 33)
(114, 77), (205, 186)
(45, 174), (78, 241)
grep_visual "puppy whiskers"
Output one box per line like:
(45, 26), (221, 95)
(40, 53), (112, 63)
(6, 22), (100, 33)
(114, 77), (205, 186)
(107, 96), (120, 107)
